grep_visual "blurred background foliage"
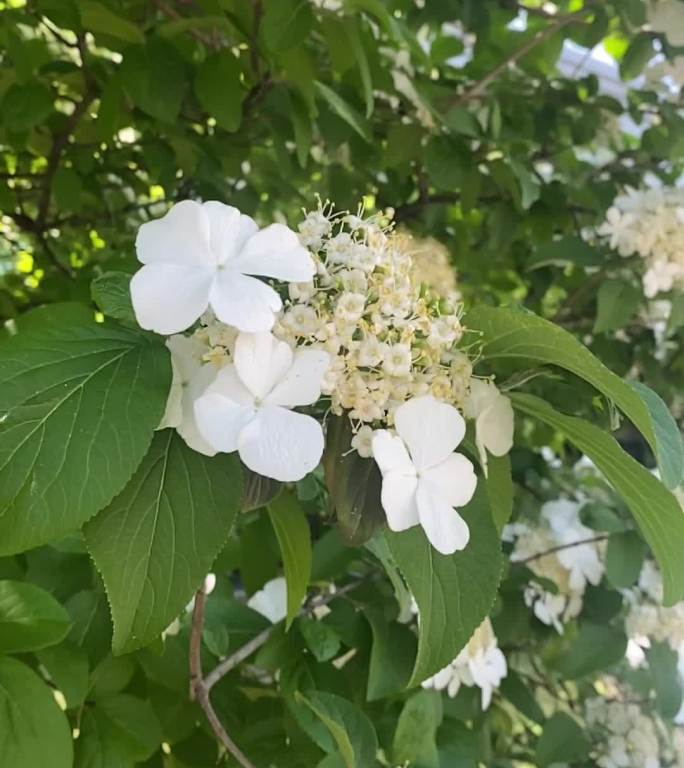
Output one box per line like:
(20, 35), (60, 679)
(2, 0), (684, 766)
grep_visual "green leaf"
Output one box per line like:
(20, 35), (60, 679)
(392, 690), (442, 767)
(605, 530), (647, 589)
(323, 416), (385, 545)
(385, 486), (502, 685)
(194, 50), (244, 132)
(443, 106), (480, 138)
(526, 236), (603, 271)
(552, 622), (627, 678)
(365, 608), (417, 701)
(0, 655), (73, 768)
(620, 32), (654, 79)
(0, 580), (71, 652)
(1, 82), (53, 133)
(121, 39), (187, 123)
(647, 642), (683, 719)
(484, 452), (514, 532)
(535, 712), (589, 767)
(262, 0), (313, 52)
(298, 616), (341, 662)
(629, 380), (684, 489)
(91, 271), (135, 325)
(0, 303), (170, 555)
(84, 430), (242, 653)
(511, 393), (684, 605)
(295, 691), (378, 768)
(268, 491), (312, 629)
(80, 1), (145, 44)
(467, 305), (678, 489)
(499, 671), (544, 723)
(76, 694), (163, 765)
(314, 81), (372, 143)
(345, 19), (373, 118)
(594, 279), (641, 333)
(37, 643), (89, 709)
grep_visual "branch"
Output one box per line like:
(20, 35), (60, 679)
(152, 0), (224, 49)
(517, 534), (609, 565)
(189, 588), (257, 768)
(447, 10), (588, 109)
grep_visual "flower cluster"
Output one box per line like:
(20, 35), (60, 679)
(585, 695), (663, 768)
(277, 203), (473, 430)
(506, 500), (605, 632)
(598, 186), (684, 298)
(625, 560), (684, 652)
(130, 199), (515, 554)
(421, 617), (508, 710)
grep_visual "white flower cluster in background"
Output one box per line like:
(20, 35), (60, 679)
(506, 500), (605, 632)
(130, 199), (515, 554)
(625, 560), (684, 652)
(421, 617), (507, 710)
(585, 695), (663, 768)
(598, 186), (684, 298)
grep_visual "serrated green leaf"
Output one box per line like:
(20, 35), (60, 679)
(392, 689), (442, 767)
(594, 279), (641, 333)
(314, 81), (372, 143)
(295, 690), (378, 768)
(484, 452), (514, 532)
(629, 380), (684, 488)
(91, 271), (135, 325)
(0, 303), (171, 555)
(84, 430), (242, 653)
(536, 712), (589, 767)
(385, 486), (502, 686)
(467, 305), (679, 490)
(0, 655), (73, 768)
(80, 1), (145, 44)
(0, 580), (71, 652)
(299, 616), (341, 662)
(37, 643), (89, 709)
(194, 50), (244, 132)
(365, 608), (417, 701)
(511, 393), (684, 605)
(268, 490), (311, 629)
(553, 622), (627, 678)
(526, 236), (604, 271)
(605, 530), (647, 589)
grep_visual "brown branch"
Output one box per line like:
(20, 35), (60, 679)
(447, 10), (588, 109)
(517, 534), (609, 565)
(189, 588), (257, 768)
(203, 578), (366, 691)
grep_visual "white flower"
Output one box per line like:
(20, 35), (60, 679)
(351, 425), (374, 457)
(356, 337), (385, 367)
(382, 343), (412, 377)
(131, 200), (314, 335)
(421, 618), (507, 710)
(643, 260), (681, 298)
(464, 379), (514, 473)
(247, 577), (287, 623)
(283, 304), (319, 336)
(194, 331), (330, 481)
(371, 395), (477, 554)
(335, 292), (366, 322)
(160, 334), (217, 456)
(543, 500), (603, 590)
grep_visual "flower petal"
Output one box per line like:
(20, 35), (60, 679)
(194, 365), (256, 453)
(371, 430), (415, 476)
(476, 396), (514, 457)
(209, 271), (282, 332)
(136, 199), (213, 266)
(202, 201), (258, 265)
(237, 405), (324, 481)
(420, 453), (477, 509)
(394, 395), (466, 471)
(416, 483), (470, 554)
(265, 348), (330, 407)
(177, 364), (219, 456)
(234, 332), (293, 401)
(130, 262), (214, 335)
(234, 223), (315, 282)
(380, 471), (419, 532)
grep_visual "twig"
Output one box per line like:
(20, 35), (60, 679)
(447, 10), (587, 109)
(189, 588), (257, 768)
(517, 534), (609, 565)
(204, 578), (365, 691)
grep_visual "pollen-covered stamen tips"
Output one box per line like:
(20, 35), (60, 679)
(129, 199), (515, 554)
